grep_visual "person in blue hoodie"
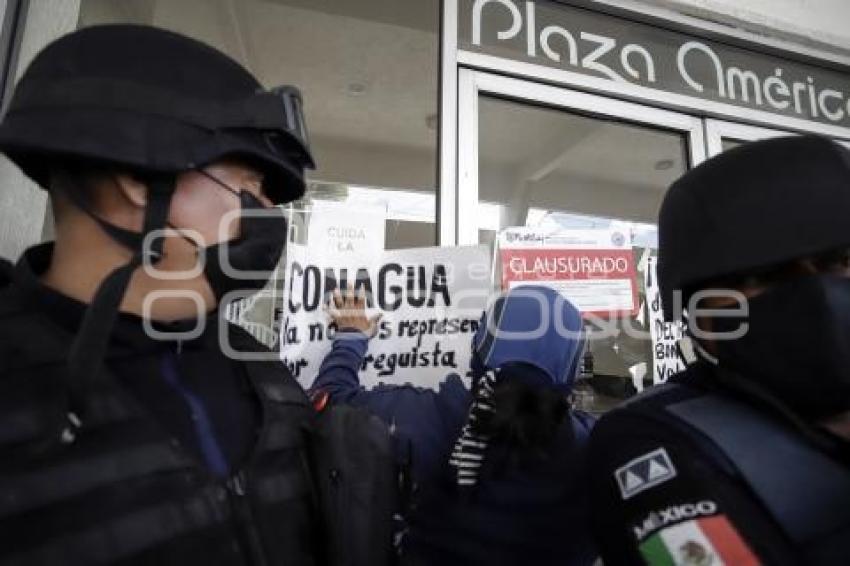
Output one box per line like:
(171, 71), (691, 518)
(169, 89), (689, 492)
(311, 284), (598, 566)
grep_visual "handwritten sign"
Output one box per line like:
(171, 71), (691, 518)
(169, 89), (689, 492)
(280, 244), (491, 390)
(645, 256), (685, 384)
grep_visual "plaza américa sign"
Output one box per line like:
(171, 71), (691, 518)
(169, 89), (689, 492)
(461, 0), (850, 131)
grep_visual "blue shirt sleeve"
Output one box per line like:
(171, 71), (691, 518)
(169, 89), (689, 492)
(310, 330), (371, 402)
(309, 330), (434, 426)
(310, 332), (471, 468)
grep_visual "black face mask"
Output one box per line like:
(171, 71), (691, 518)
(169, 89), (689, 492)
(712, 274), (850, 420)
(202, 189), (287, 302)
(78, 172), (288, 304)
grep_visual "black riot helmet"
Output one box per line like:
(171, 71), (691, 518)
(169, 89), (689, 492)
(0, 24), (314, 203)
(658, 135), (850, 321)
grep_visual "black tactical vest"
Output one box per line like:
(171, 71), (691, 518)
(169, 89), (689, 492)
(625, 377), (850, 565)
(0, 283), (323, 565)
(663, 386), (850, 565)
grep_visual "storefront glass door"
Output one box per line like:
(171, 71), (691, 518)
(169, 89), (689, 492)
(456, 70), (706, 412)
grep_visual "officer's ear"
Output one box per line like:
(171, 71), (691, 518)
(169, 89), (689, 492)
(111, 172), (148, 210)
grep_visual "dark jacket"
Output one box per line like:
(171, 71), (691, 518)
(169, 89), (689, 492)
(0, 245), (322, 565)
(312, 333), (597, 566)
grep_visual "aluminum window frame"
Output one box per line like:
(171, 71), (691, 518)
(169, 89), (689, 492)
(0, 0), (26, 112)
(704, 119), (791, 155)
(439, 0), (460, 246)
(705, 118), (850, 154)
(456, 50), (850, 143)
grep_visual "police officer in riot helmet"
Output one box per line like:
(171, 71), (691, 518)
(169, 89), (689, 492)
(0, 25), (325, 564)
(588, 135), (850, 565)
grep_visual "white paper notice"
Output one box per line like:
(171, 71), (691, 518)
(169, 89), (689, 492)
(644, 256), (686, 384)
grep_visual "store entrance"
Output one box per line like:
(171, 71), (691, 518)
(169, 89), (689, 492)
(456, 70), (708, 412)
(454, 70), (850, 412)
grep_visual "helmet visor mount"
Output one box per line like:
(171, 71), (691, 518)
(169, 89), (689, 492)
(231, 84), (315, 205)
(271, 85), (310, 158)
(238, 84), (314, 170)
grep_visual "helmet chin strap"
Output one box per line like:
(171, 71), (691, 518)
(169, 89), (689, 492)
(66, 174), (176, 418)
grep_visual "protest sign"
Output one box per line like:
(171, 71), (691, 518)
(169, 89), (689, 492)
(280, 244), (491, 391)
(644, 256), (685, 384)
(498, 227), (638, 317)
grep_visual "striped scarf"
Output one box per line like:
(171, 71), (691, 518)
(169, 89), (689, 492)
(449, 371), (497, 491)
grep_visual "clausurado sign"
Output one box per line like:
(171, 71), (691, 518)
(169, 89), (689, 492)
(498, 227), (638, 317)
(461, 0), (850, 130)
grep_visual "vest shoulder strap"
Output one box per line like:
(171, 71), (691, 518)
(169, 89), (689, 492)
(665, 392), (850, 545)
(222, 322), (308, 404)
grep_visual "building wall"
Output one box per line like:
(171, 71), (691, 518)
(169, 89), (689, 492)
(0, 0), (79, 262)
(625, 0), (850, 56)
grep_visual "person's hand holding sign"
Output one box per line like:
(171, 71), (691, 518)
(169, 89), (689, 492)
(327, 289), (382, 338)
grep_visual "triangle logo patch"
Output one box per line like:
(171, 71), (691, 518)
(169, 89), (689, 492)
(615, 448), (677, 499)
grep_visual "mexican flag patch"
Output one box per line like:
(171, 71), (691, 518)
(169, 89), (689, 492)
(639, 515), (760, 565)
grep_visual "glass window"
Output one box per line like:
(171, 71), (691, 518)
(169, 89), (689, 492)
(477, 95), (690, 414)
(478, 96), (687, 233)
(79, 0), (440, 249)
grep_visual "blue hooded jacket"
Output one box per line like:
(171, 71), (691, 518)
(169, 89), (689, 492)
(311, 285), (597, 565)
